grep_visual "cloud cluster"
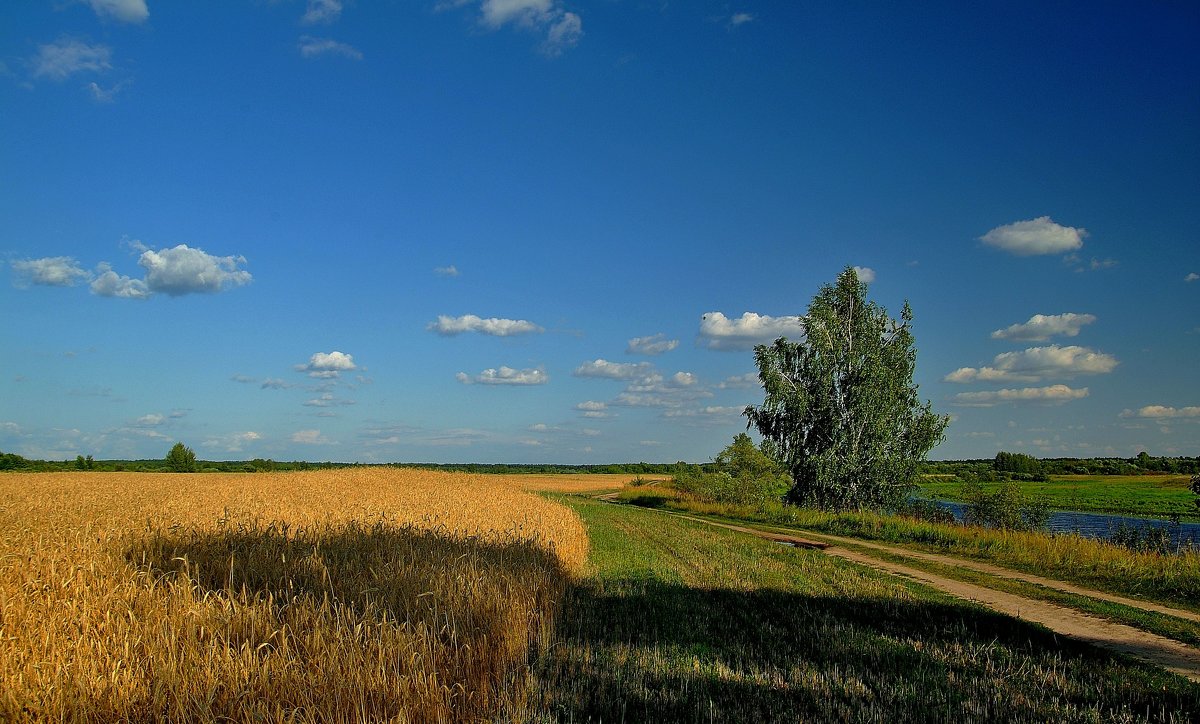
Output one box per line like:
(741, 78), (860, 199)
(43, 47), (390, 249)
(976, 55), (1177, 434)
(980, 217), (1086, 256)
(295, 351), (357, 379)
(698, 311), (805, 350)
(953, 385), (1089, 407)
(456, 366), (548, 385)
(575, 401), (609, 418)
(627, 333), (678, 356)
(429, 314), (543, 336)
(14, 244), (252, 299)
(990, 313), (1096, 342)
(944, 345), (1117, 383)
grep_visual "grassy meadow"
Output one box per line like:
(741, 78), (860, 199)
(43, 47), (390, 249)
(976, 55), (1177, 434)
(0, 469), (587, 722)
(918, 474), (1199, 520)
(526, 497), (1199, 721)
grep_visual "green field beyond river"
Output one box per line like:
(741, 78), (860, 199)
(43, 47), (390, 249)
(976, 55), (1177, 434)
(918, 475), (1198, 520)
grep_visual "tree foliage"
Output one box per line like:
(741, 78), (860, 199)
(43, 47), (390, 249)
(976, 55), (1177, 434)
(165, 442), (197, 473)
(673, 434), (791, 505)
(745, 267), (949, 510)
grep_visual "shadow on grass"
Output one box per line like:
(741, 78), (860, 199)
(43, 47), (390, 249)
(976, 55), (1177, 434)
(534, 579), (1200, 723)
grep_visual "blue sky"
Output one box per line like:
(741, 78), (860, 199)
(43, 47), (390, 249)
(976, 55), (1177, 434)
(2, 0), (1197, 463)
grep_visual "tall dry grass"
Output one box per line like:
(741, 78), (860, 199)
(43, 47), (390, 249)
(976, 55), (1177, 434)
(0, 468), (588, 722)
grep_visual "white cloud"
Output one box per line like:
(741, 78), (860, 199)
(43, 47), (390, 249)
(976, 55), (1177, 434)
(576, 401), (606, 411)
(302, 0), (342, 25)
(11, 257), (90, 287)
(543, 11), (582, 55)
(291, 429), (335, 445)
(990, 313), (1097, 342)
(303, 393), (355, 407)
(573, 359), (653, 380)
(429, 314), (543, 336)
(86, 0), (148, 23)
(135, 414), (165, 427)
(852, 266), (876, 284)
(298, 36), (363, 60)
(456, 366), (548, 385)
(295, 351), (357, 379)
(663, 405), (744, 418)
(611, 392), (673, 408)
(261, 377), (293, 390)
(627, 333), (678, 356)
(33, 39), (112, 80)
(463, 0), (582, 54)
(202, 431), (261, 453)
(698, 311), (805, 350)
(90, 263), (149, 298)
(136, 244), (252, 295)
(87, 81), (126, 103)
(729, 12), (755, 27)
(670, 371), (698, 387)
(718, 373), (758, 390)
(944, 345), (1117, 383)
(953, 385), (1089, 406)
(980, 216), (1087, 256)
(1187, 273), (1199, 283)
(1120, 406), (1200, 419)
(434, 265), (459, 277)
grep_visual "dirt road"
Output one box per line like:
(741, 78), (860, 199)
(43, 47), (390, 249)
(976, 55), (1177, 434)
(636, 505), (1200, 683)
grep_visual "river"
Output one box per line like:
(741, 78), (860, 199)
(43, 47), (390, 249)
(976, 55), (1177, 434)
(931, 500), (1200, 549)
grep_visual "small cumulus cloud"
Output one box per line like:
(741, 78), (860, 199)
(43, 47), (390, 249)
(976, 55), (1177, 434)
(456, 366), (548, 385)
(853, 266), (876, 284)
(261, 377), (293, 390)
(90, 262), (149, 298)
(729, 12), (755, 27)
(944, 345), (1117, 383)
(32, 38), (112, 81)
(698, 311), (805, 350)
(980, 216), (1086, 256)
(303, 393), (355, 407)
(1120, 406), (1200, 419)
(295, 351), (357, 379)
(134, 413), (165, 427)
(301, 0), (342, 25)
(429, 314), (543, 336)
(230, 374), (257, 384)
(1186, 273), (1199, 283)
(291, 429), (334, 445)
(990, 313), (1097, 342)
(627, 333), (678, 356)
(450, 0), (583, 55)
(11, 257), (90, 287)
(87, 81), (127, 103)
(718, 373), (758, 390)
(86, 0), (148, 23)
(573, 359), (653, 380)
(434, 265), (459, 277)
(952, 385), (1089, 407)
(575, 401), (609, 418)
(298, 36), (363, 60)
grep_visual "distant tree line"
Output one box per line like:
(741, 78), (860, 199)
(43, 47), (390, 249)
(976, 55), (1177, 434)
(921, 453), (1200, 478)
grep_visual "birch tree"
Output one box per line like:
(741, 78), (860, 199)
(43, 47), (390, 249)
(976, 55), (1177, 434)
(744, 267), (948, 510)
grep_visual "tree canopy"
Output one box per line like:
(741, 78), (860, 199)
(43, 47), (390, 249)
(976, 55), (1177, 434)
(745, 267), (948, 510)
(165, 442), (197, 473)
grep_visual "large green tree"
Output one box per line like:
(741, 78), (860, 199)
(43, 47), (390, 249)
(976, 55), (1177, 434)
(165, 442), (197, 473)
(745, 267), (948, 510)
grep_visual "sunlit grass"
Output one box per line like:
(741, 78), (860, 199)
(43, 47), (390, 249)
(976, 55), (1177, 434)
(619, 485), (1200, 609)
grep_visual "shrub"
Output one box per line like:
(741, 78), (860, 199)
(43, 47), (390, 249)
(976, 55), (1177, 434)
(961, 480), (1048, 531)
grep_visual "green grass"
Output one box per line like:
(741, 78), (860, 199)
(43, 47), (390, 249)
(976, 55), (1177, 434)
(919, 474), (1199, 520)
(617, 487), (1200, 612)
(522, 497), (1199, 722)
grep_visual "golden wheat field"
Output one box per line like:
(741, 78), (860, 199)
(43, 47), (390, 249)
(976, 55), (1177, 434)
(0, 468), (589, 723)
